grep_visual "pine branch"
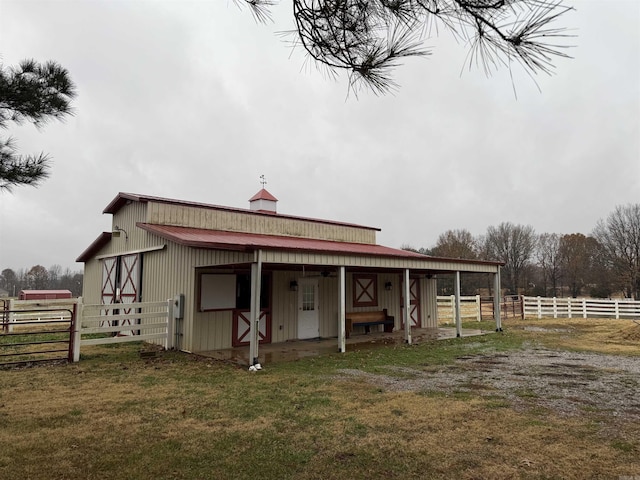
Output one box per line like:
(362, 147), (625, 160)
(0, 137), (51, 192)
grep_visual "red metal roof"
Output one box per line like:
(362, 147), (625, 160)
(249, 188), (278, 202)
(137, 223), (429, 259)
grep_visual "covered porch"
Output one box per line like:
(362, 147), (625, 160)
(240, 258), (503, 368)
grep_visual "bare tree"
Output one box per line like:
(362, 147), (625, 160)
(431, 229), (478, 259)
(593, 204), (640, 299)
(0, 268), (17, 296)
(536, 232), (561, 296)
(240, 0), (573, 93)
(558, 233), (597, 298)
(485, 222), (536, 294)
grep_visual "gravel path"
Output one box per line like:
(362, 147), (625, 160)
(336, 347), (640, 420)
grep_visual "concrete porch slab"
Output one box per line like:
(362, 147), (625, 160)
(197, 327), (489, 366)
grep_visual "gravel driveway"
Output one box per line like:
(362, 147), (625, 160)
(337, 346), (640, 420)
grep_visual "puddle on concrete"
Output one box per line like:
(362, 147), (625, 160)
(198, 328), (488, 367)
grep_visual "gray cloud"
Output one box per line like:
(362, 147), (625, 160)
(0, 0), (638, 271)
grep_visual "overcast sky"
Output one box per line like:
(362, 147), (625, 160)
(0, 0), (638, 273)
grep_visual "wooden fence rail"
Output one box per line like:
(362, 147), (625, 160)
(1, 298), (175, 365)
(437, 295), (481, 323)
(437, 295), (523, 324)
(522, 296), (640, 319)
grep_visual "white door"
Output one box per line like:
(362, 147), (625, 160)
(298, 278), (319, 339)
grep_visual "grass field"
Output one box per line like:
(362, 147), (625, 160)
(1, 318), (639, 479)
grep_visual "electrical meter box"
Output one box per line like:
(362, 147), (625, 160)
(173, 294), (185, 319)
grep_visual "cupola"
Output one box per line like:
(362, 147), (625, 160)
(249, 188), (278, 213)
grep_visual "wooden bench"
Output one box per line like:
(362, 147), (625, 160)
(345, 309), (395, 338)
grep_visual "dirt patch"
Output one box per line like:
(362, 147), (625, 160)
(616, 322), (640, 341)
(336, 347), (640, 420)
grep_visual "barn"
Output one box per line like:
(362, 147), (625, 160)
(77, 189), (503, 366)
(18, 290), (73, 300)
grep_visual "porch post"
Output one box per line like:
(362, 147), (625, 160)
(493, 269), (502, 331)
(403, 269), (411, 344)
(455, 271), (462, 338)
(249, 250), (263, 368)
(338, 266), (346, 353)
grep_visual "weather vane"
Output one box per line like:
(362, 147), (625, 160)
(260, 174), (267, 188)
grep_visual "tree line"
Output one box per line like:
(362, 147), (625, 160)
(405, 204), (640, 300)
(0, 265), (83, 297)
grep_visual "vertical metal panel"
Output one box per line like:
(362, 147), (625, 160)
(424, 277), (438, 328)
(378, 273), (401, 331)
(147, 202), (378, 244)
(270, 271), (297, 343)
(82, 258), (103, 304)
(318, 276), (338, 337)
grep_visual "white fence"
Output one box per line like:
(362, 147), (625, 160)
(2, 298), (77, 333)
(72, 298), (174, 361)
(2, 297), (176, 363)
(523, 296), (640, 319)
(437, 295), (482, 323)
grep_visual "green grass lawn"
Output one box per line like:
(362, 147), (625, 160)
(0, 319), (639, 479)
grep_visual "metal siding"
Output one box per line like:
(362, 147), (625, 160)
(424, 278), (438, 327)
(148, 202), (377, 244)
(379, 273), (402, 330)
(193, 310), (233, 351)
(81, 257), (103, 304)
(318, 276), (338, 337)
(262, 252), (499, 274)
(270, 271), (297, 343)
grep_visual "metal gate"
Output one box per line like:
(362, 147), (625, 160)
(0, 300), (75, 366)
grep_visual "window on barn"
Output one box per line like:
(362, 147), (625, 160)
(199, 273), (270, 311)
(352, 273), (378, 307)
(235, 273), (270, 310)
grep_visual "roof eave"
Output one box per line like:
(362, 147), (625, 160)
(76, 232), (112, 262)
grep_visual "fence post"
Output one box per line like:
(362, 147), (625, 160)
(8, 298), (15, 333)
(567, 297), (572, 319)
(615, 299), (620, 319)
(450, 295), (456, 324)
(72, 297), (83, 362)
(582, 298), (587, 318)
(475, 295), (481, 321)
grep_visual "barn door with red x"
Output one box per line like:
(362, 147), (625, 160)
(118, 254), (141, 335)
(100, 254), (141, 334)
(401, 277), (421, 328)
(100, 257), (118, 325)
(232, 310), (271, 347)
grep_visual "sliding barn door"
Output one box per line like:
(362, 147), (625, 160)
(100, 254), (141, 335)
